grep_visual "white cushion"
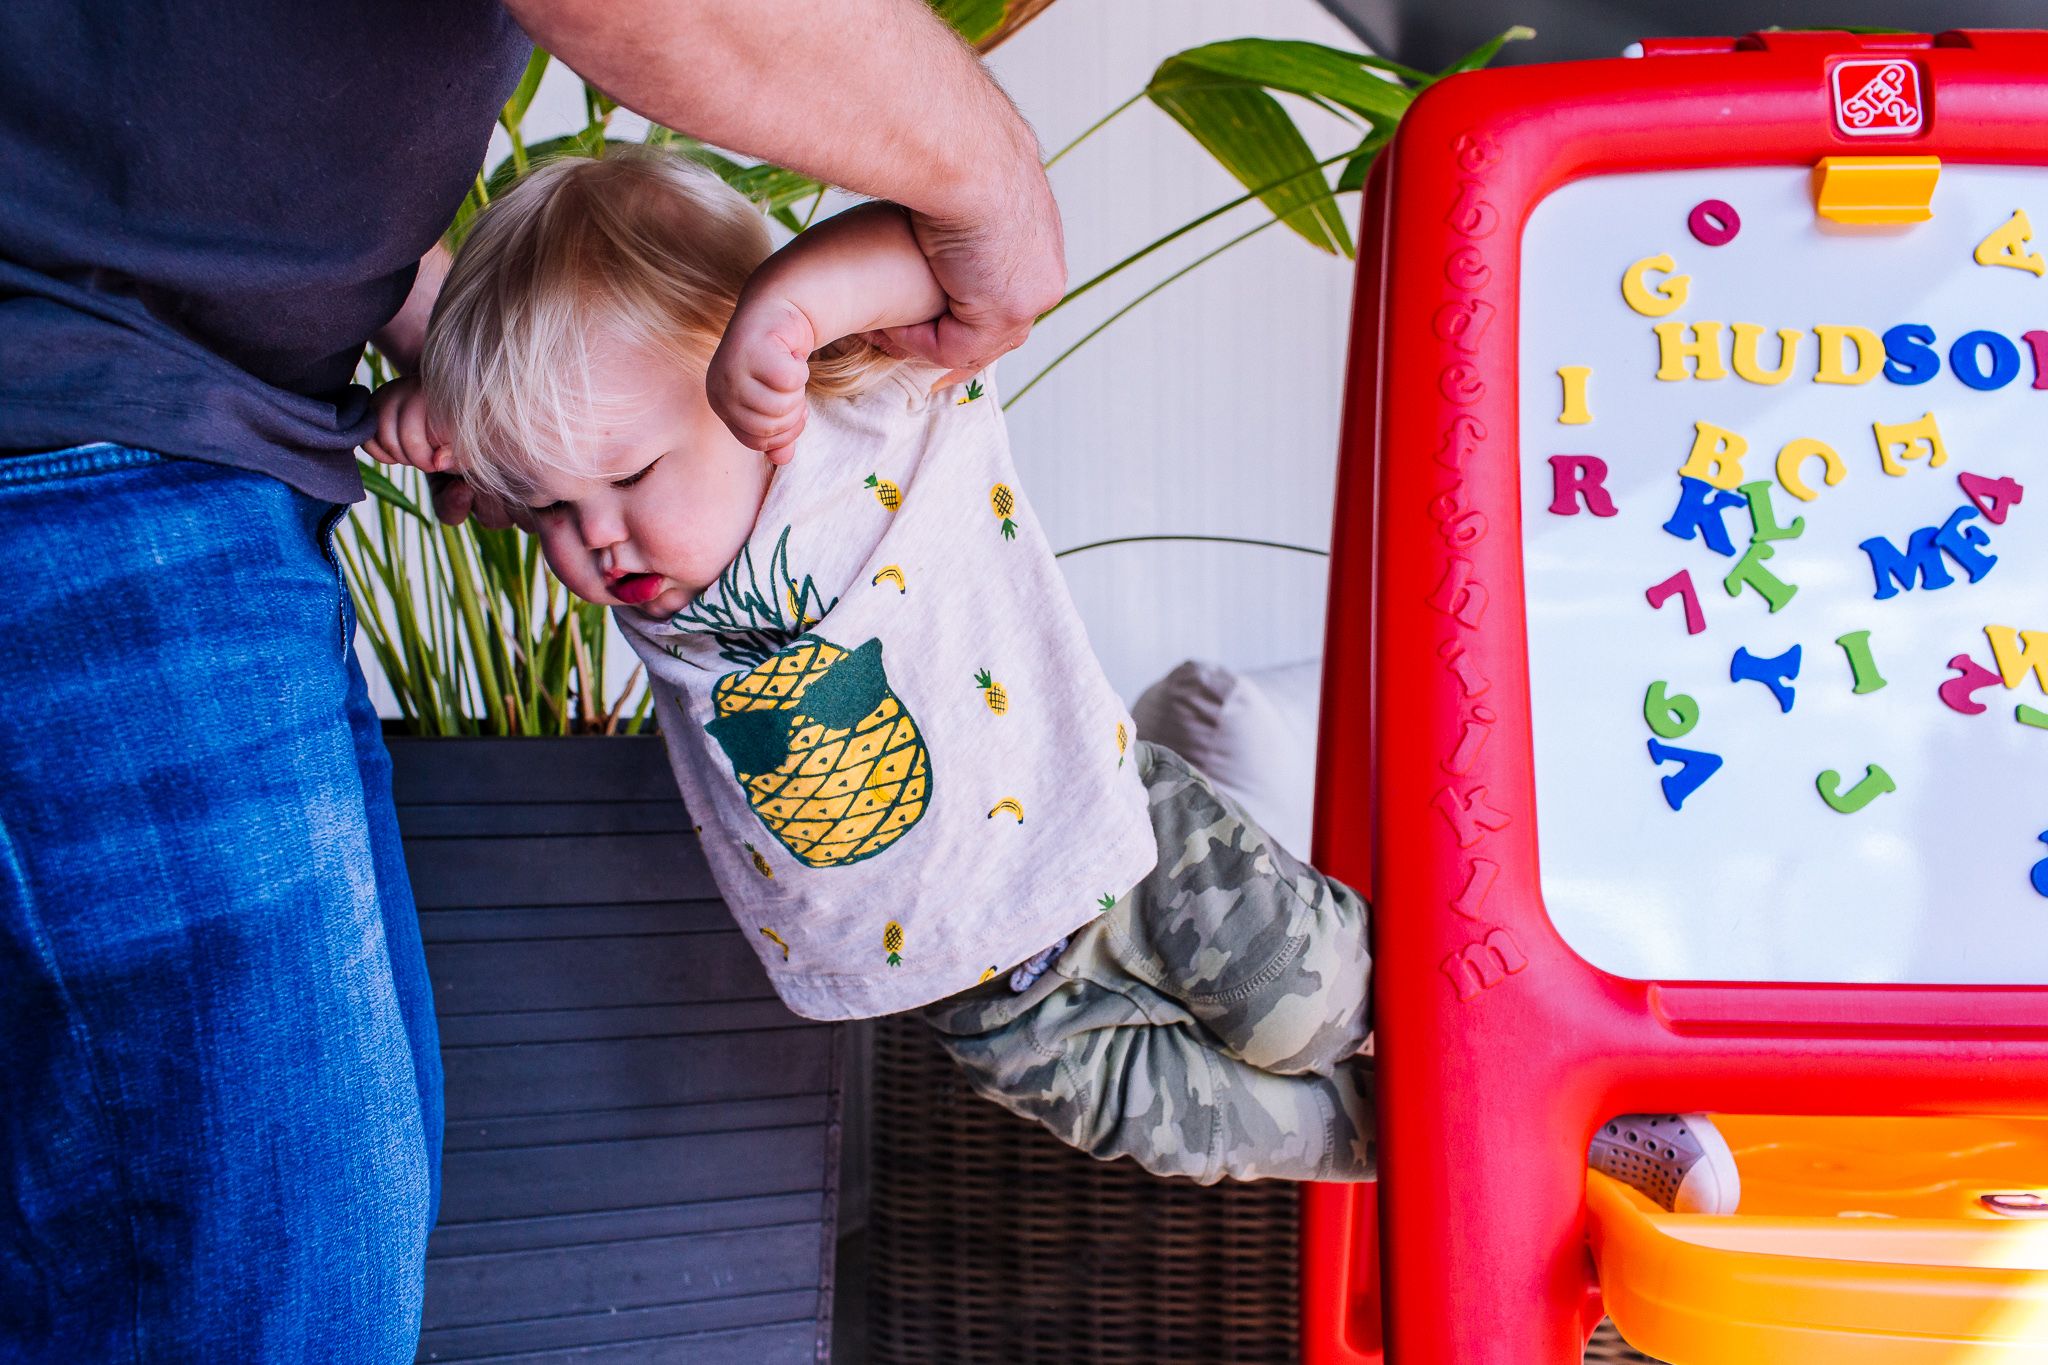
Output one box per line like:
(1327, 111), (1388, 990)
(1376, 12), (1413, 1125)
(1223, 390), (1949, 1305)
(1130, 658), (1321, 857)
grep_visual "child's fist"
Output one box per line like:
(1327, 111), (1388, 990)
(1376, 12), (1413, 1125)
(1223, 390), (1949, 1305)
(706, 296), (817, 465)
(362, 375), (452, 473)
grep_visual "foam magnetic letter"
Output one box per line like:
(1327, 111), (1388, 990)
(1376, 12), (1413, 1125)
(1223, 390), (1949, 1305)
(1677, 422), (1748, 488)
(1814, 325), (1887, 384)
(1974, 210), (2047, 276)
(1655, 321), (1728, 380)
(1816, 764), (1897, 814)
(1643, 681), (1700, 738)
(1776, 438), (1845, 503)
(1621, 254), (1689, 316)
(1645, 569), (1706, 634)
(1548, 455), (1617, 516)
(1557, 366), (1593, 424)
(1730, 324), (1801, 384)
(1985, 626), (2048, 691)
(1860, 527), (1954, 599)
(1647, 738), (1723, 811)
(1723, 541), (1798, 612)
(1730, 645), (1801, 712)
(1739, 480), (1805, 542)
(1881, 323), (1940, 385)
(1872, 414), (1949, 476)
(2025, 331), (2048, 391)
(1834, 631), (1888, 695)
(1958, 471), (2024, 525)
(1933, 504), (1997, 582)
(1950, 330), (2023, 391)
(1662, 477), (1749, 555)
(1939, 654), (2003, 715)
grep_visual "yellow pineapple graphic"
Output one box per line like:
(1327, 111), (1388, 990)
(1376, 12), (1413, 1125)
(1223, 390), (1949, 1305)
(884, 920), (905, 966)
(745, 842), (774, 878)
(675, 529), (926, 868)
(759, 926), (791, 961)
(1115, 722), (1128, 767)
(706, 635), (931, 868)
(871, 565), (906, 593)
(956, 378), (985, 405)
(974, 669), (1008, 715)
(990, 483), (1017, 539)
(865, 473), (901, 511)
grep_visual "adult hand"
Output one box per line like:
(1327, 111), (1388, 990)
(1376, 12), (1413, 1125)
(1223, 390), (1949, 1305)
(505, 0), (1067, 373)
(869, 173), (1065, 376)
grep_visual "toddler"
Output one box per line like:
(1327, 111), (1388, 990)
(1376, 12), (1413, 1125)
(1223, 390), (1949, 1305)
(368, 148), (1737, 1203)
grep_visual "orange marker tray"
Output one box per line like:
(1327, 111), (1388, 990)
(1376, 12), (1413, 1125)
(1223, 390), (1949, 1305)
(1587, 1115), (2048, 1363)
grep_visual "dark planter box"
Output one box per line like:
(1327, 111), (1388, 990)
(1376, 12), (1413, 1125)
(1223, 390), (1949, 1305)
(392, 737), (840, 1364)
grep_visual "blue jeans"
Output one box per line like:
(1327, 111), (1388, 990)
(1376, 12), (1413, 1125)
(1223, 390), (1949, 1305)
(0, 447), (441, 1361)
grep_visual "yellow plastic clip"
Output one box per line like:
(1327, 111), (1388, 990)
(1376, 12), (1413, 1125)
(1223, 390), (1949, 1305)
(1813, 155), (1940, 224)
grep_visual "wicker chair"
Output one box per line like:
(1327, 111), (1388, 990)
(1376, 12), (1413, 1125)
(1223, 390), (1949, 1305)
(863, 1014), (1664, 1365)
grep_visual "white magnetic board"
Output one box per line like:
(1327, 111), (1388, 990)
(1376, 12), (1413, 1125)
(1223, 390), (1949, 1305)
(1520, 164), (2048, 984)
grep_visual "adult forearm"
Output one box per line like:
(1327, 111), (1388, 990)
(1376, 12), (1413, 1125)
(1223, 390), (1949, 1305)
(512, 0), (1064, 373)
(505, 0), (1033, 221)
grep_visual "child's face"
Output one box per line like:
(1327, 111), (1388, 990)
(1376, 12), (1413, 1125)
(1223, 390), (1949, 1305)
(520, 341), (771, 619)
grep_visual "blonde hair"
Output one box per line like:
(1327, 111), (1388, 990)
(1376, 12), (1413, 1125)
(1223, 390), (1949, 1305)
(423, 147), (898, 500)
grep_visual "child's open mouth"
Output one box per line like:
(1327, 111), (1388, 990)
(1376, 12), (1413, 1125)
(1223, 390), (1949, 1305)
(610, 573), (665, 605)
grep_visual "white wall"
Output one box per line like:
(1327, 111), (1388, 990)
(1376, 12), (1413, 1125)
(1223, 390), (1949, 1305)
(986, 0), (1363, 700)
(359, 0), (1364, 713)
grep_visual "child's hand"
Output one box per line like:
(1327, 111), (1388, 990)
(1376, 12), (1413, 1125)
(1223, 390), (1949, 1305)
(706, 295), (817, 466)
(361, 374), (453, 473)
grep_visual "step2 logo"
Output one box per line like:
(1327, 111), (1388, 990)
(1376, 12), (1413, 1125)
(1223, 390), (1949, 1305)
(1831, 59), (1924, 138)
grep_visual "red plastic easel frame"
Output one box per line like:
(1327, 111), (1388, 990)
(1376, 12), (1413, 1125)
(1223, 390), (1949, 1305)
(1301, 29), (2048, 1365)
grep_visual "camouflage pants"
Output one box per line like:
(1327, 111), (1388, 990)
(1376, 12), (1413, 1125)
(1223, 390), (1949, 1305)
(922, 742), (1375, 1183)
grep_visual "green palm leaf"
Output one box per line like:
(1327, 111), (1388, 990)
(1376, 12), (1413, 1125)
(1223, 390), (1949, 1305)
(1146, 61), (1352, 257)
(1434, 24), (1536, 78)
(1164, 40), (1416, 128)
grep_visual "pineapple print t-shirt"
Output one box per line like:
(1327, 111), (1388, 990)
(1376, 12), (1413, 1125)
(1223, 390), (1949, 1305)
(617, 363), (1157, 1021)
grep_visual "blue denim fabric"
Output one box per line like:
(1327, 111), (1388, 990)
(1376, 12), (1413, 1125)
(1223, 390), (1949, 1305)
(0, 447), (441, 1362)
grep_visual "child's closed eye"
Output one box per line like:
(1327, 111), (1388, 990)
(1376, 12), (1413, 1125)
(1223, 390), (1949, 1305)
(609, 455), (663, 490)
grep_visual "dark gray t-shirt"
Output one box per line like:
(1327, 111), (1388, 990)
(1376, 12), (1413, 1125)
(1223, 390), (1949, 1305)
(0, 1), (533, 502)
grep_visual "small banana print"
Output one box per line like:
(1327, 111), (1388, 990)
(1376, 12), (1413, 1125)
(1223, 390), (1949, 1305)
(759, 926), (791, 961)
(871, 565), (906, 593)
(987, 798), (1024, 823)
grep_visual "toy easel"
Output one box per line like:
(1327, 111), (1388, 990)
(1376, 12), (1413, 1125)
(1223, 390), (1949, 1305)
(1298, 30), (2048, 1365)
